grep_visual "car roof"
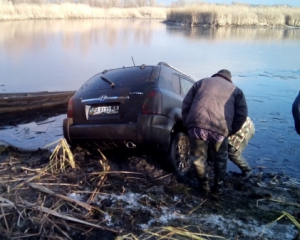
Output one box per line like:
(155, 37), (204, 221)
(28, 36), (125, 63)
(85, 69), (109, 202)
(100, 62), (193, 80)
(157, 62), (192, 79)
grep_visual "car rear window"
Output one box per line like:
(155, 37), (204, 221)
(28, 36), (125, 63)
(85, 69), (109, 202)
(82, 66), (154, 90)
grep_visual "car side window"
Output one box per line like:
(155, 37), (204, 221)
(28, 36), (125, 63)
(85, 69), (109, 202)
(181, 78), (194, 97)
(172, 74), (180, 95)
(158, 67), (175, 92)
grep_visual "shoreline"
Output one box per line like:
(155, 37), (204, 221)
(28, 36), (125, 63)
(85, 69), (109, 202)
(163, 19), (300, 28)
(1, 3), (300, 27)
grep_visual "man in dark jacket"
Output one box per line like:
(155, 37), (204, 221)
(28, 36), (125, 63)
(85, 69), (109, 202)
(292, 91), (300, 135)
(182, 69), (248, 194)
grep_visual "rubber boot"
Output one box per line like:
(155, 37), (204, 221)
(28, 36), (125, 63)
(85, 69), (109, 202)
(212, 159), (227, 195)
(210, 138), (228, 195)
(198, 177), (211, 192)
(228, 145), (252, 178)
(189, 137), (211, 193)
(190, 155), (211, 192)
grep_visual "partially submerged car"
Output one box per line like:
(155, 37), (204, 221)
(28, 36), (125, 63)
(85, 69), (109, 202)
(63, 62), (195, 176)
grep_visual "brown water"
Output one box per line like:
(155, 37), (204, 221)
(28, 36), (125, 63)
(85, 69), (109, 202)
(0, 19), (300, 177)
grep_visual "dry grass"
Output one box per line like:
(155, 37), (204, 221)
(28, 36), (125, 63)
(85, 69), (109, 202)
(256, 196), (300, 238)
(116, 226), (226, 240)
(0, 140), (121, 238)
(47, 138), (76, 173)
(139, 226), (226, 239)
(0, 2), (167, 20)
(167, 4), (300, 27)
(0, 139), (171, 239)
(0, 2), (299, 27)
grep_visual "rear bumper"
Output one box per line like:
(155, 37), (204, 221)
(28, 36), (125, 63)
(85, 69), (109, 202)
(63, 114), (174, 152)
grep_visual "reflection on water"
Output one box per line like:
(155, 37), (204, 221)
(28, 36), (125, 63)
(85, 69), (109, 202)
(1, 19), (300, 93)
(1, 20), (300, 51)
(0, 19), (168, 92)
(1, 20), (299, 61)
(166, 24), (300, 42)
(0, 19), (159, 58)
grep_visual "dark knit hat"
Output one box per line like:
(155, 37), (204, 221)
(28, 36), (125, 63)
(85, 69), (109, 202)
(211, 69), (232, 82)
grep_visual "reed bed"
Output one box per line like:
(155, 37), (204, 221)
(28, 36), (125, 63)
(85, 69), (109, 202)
(1, 1), (300, 27)
(0, 2), (167, 20)
(167, 4), (300, 27)
(0, 140), (127, 238)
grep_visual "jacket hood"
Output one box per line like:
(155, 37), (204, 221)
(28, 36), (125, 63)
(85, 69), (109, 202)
(211, 69), (232, 82)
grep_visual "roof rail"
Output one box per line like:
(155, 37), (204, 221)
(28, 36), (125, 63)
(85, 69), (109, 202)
(157, 62), (190, 77)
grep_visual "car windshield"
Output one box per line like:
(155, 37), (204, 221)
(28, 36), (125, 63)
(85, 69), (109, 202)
(82, 66), (154, 90)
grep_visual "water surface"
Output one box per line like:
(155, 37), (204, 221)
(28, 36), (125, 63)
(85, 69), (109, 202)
(0, 19), (299, 177)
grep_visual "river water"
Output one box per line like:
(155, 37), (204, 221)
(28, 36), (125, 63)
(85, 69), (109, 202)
(0, 19), (300, 177)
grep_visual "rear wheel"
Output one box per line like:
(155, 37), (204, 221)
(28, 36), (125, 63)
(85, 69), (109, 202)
(167, 132), (191, 177)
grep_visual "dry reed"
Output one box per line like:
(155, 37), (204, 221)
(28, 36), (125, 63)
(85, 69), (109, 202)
(139, 226), (226, 239)
(1, 139), (299, 239)
(0, 2), (299, 27)
(116, 226), (227, 240)
(256, 196), (300, 237)
(0, 138), (126, 238)
(46, 138), (76, 173)
(261, 211), (300, 238)
(167, 4), (300, 27)
(0, 3), (167, 20)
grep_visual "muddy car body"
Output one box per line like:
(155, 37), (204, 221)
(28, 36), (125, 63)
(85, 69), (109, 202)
(63, 62), (195, 176)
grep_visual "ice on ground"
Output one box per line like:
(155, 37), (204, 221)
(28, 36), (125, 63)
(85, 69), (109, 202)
(96, 191), (298, 239)
(68, 193), (83, 201)
(197, 214), (297, 239)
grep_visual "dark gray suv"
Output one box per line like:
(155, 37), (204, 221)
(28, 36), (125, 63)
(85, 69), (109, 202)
(63, 62), (195, 176)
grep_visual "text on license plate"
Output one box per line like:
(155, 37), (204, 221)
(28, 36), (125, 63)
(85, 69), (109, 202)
(89, 106), (119, 115)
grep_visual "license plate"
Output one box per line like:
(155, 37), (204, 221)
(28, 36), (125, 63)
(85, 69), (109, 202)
(89, 106), (119, 115)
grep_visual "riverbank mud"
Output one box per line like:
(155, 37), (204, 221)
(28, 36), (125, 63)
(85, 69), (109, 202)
(0, 144), (299, 240)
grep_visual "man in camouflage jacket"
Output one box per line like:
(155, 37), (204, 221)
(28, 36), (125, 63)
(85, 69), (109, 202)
(228, 117), (254, 178)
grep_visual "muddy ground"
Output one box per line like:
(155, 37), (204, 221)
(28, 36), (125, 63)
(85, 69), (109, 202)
(0, 143), (299, 240)
(0, 106), (300, 239)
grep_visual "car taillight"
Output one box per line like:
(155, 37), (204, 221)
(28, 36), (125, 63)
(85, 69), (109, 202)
(142, 89), (162, 114)
(67, 97), (74, 118)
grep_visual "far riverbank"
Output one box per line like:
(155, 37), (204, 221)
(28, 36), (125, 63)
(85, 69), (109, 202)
(0, 2), (300, 27)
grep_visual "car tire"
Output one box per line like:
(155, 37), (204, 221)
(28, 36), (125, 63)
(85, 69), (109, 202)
(63, 118), (73, 146)
(167, 132), (191, 177)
